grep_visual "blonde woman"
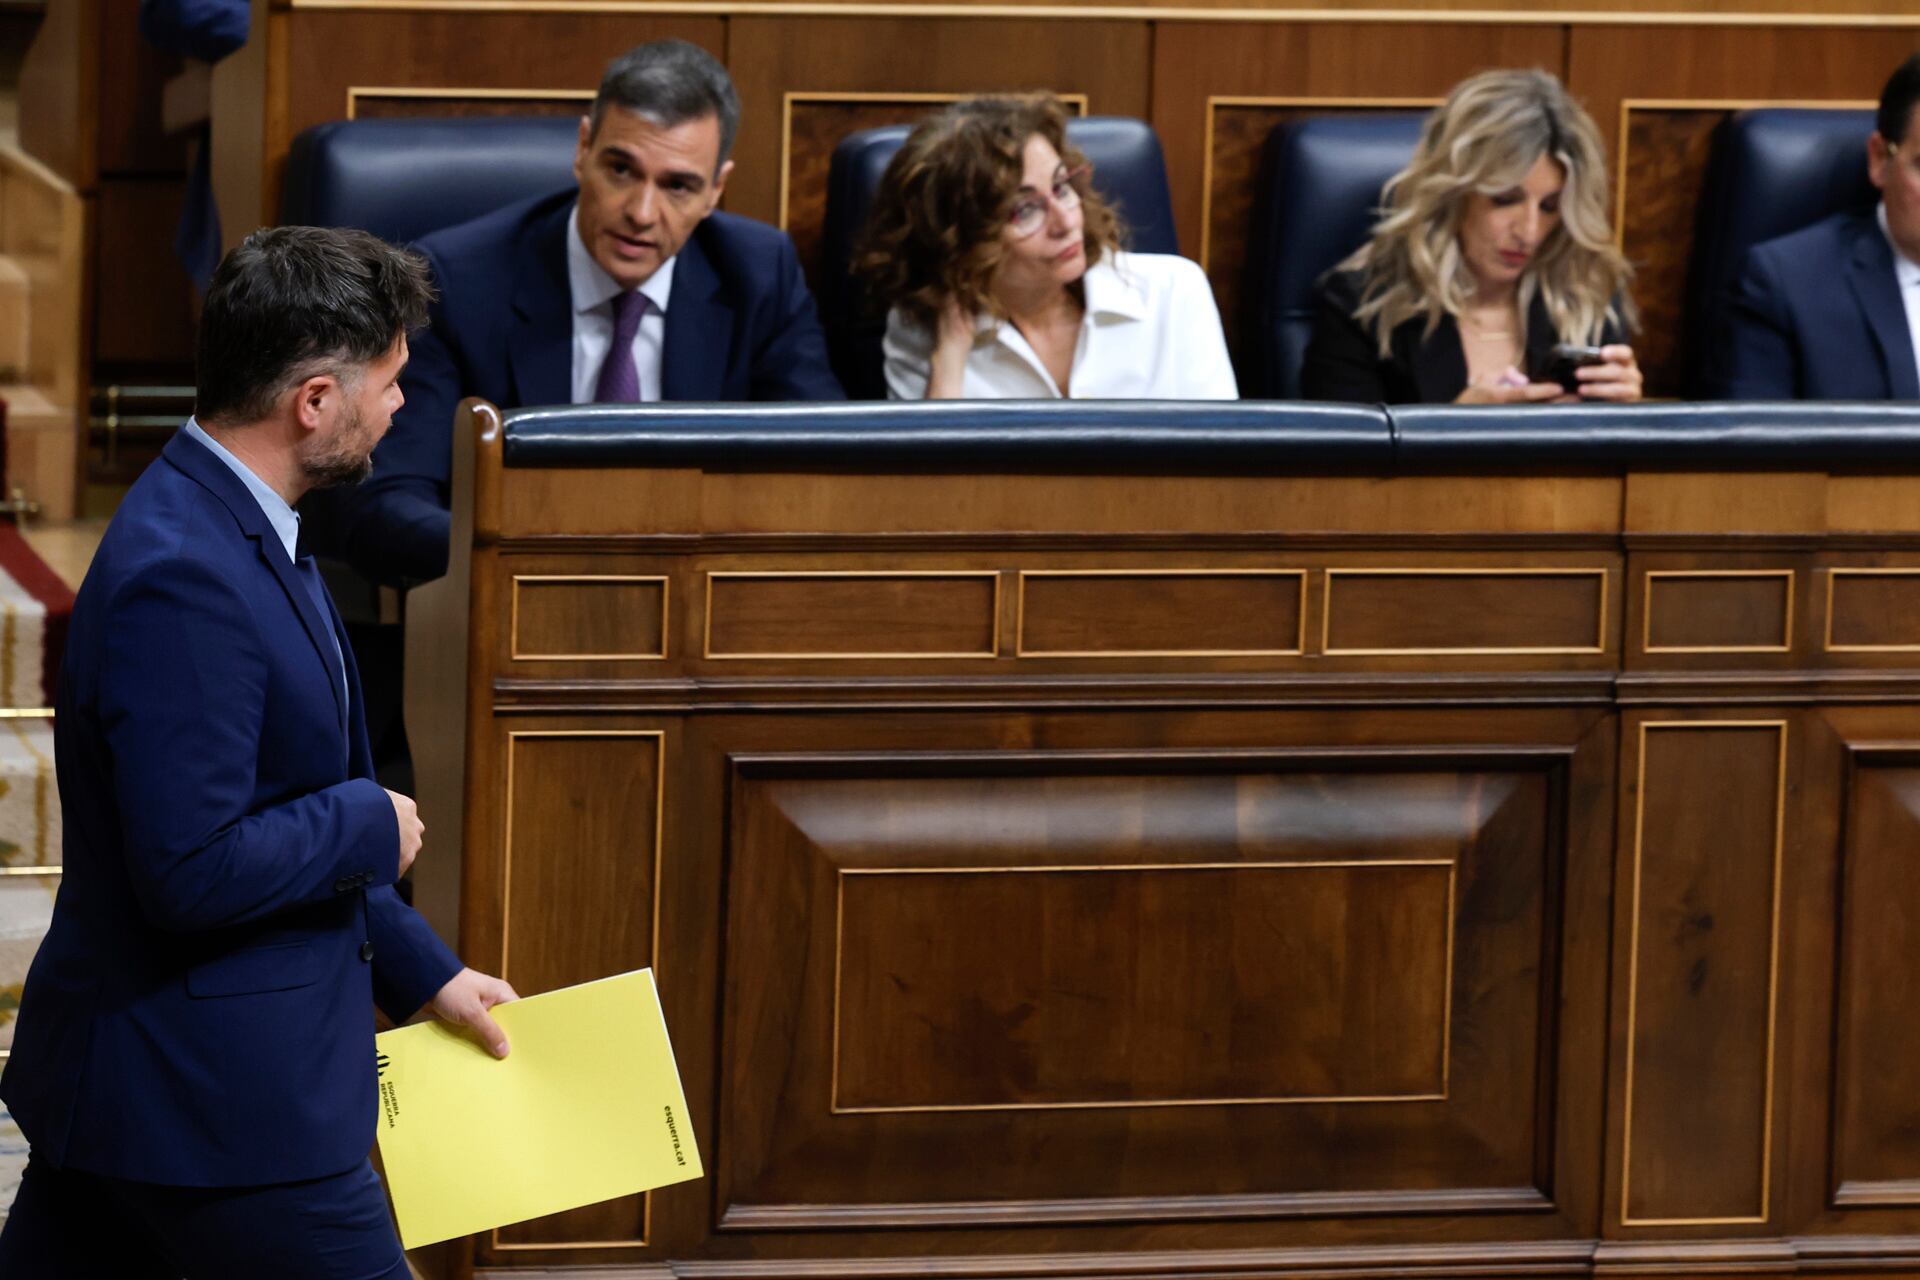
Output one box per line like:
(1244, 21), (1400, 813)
(1301, 69), (1641, 404)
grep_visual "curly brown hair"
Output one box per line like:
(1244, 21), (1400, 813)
(853, 94), (1124, 331)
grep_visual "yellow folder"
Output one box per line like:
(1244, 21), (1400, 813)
(373, 968), (702, 1249)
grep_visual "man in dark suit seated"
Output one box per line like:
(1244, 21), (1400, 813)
(1716, 54), (1920, 400)
(324, 39), (844, 586)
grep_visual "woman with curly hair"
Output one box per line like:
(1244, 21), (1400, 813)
(857, 94), (1236, 399)
(1302, 69), (1642, 404)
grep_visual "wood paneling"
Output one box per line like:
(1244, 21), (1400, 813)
(510, 574), (669, 661)
(349, 91), (589, 121)
(1016, 569), (1305, 657)
(727, 16), (1150, 230)
(1324, 569), (1606, 656)
(93, 178), (196, 367)
(1828, 569), (1920, 652)
(1832, 748), (1920, 1208)
(704, 571), (998, 659)
(96, 0), (193, 177)
(494, 729), (663, 1252)
(835, 857), (1453, 1111)
(1619, 720), (1783, 1225)
(272, 13), (722, 219)
(718, 749), (1565, 1228)
(1642, 570), (1793, 654)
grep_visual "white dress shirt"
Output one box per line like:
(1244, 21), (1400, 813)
(567, 204), (675, 404)
(1879, 202), (1920, 391)
(882, 251), (1238, 400)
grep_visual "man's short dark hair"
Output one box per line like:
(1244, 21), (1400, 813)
(589, 39), (741, 169)
(1879, 52), (1920, 146)
(195, 226), (434, 425)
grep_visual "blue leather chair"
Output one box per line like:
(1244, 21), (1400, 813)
(818, 116), (1179, 399)
(1685, 107), (1877, 397)
(280, 115), (581, 244)
(1241, 113), (1425, 400)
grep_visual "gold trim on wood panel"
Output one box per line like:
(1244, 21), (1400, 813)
(1012, 568), (1308, 657)
(1320, 567), (1610, 657)
(509, 574), (671, 661)
(1825, 567), (1920, 652)
(1640, 569), (1794, 655)
(1198, 96), (1438, 271)
(495, 729), (666, 1253)
(287, 1), (1920, 27)
(1620, 719), (1786, 1228)
(830, 858), (1457, 1114)
(1612, 99), (1876, 250)
(345, 85), (595, 121)
(778, 92), (1087, 233)
(702, 570), (1003, 660)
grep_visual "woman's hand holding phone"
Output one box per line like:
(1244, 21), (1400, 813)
(1571, 343), (1643, 402)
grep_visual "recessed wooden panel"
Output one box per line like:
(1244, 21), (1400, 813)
(1324, 569), (1607, 655)
(835, 860), (1452, 1112)
(1828, 570), (1920, 651)
(1832, 752), (1920, 1207)
(510, 575), (668, 661)
(721, 751), (1561, 1226)
(94, 179), (196, 367)
(497, 731), (663, 1250)
(782, 93), (1087, 293)
(704, 572), (998, 659)
(1621, 721), (1783, 1225)
(1615, 105), (1725, 398)
(1017, 570), (1304, 657)
(1643, 570), (1793, 653)
(347, 88), (591, 121)
(727, 16), (1151, 228)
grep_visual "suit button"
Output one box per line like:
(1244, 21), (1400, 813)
(359, 941), (375, 963)
(334, 877), (353, 893)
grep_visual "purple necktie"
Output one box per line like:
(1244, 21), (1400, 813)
(593, 289), (649, 403)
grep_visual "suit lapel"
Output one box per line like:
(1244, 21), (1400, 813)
(508, 201), (577, 408)
(1847, 217), (1920, 400)
(661, 231), (735, 401)
(162, 431), (347, 728)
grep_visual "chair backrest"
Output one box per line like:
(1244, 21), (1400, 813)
(280, 116), (583, 243)
(817, 115), (1179, 399)
(1685, 107), (1877, 396)
(1241, 113), (1426, 400)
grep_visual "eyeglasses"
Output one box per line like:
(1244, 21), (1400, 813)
(1007, 166), (1090, 239)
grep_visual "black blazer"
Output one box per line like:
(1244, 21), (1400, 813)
(1300, 266), (1627, 404)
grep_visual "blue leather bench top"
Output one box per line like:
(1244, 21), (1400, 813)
(497, 401), (1920, 473)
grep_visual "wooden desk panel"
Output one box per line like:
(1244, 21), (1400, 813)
(410, 414), (1920, 1275)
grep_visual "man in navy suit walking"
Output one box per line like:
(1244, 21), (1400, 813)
(320, 38), (844, 588)
(1715, 54), (1920, 400)
(0, 226), (517, 1277)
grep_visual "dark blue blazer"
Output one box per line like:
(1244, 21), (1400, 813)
(1714, 210), (1920, 401)
(321, 190), (844, 585)
(0, 430), (461, 1186)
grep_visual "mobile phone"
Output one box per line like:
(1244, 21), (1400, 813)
(1534, 343), (1608, 393)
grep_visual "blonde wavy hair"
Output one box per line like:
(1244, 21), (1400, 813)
(1341, 68), (1635, 357)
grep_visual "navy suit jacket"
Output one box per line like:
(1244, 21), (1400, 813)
(0, 430), (461, 1186)
(319, 190), (844, 586)
(1714, 209), (1920, 401)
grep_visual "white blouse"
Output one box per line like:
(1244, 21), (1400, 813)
(883, 251), (1239, 400)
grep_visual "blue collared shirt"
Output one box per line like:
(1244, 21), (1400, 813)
(182, 417), (345, 693)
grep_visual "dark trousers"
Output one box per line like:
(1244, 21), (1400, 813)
(0, 1153), (411, 1279)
